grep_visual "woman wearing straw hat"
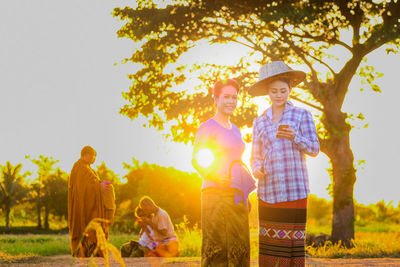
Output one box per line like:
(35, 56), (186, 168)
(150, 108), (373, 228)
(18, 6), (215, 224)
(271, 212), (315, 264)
(249, 61), (320, 267)
(192, 79), (256, 267)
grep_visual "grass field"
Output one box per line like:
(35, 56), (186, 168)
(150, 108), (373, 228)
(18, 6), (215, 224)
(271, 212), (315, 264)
(2, 193), (400, 262)
(0, 233), (133, 256)
(2, 226), (400, 262)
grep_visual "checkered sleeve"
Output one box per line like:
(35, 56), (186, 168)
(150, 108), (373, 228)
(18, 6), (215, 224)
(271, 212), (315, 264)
(293, 110), (320, 156)
(251, 118), (264, 175)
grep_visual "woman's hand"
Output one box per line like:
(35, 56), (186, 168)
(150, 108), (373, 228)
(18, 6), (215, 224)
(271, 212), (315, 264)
(253, 168), (265, 179)
(276, 125), (296, 140)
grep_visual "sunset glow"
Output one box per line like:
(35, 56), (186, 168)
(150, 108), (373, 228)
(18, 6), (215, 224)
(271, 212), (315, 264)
(195, 148), (215, 168)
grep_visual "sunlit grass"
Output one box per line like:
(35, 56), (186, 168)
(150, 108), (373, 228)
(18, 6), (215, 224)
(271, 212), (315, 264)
(3, 218), (400, 261)
(0, 234), (70, 256)
(175, 216), (202, 257)
(72, 218), (126, 267)
(307, 232), (400, 258)
(0, 251), (37, 263)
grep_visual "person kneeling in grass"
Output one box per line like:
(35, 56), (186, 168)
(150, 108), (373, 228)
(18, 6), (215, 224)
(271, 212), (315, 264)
(120, 206), (158, 257)
(139, 196), (179, 257)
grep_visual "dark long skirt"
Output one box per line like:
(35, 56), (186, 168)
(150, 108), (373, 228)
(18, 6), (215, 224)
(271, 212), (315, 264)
(259, 197), (307, 267)
(201, 187), (250, 267)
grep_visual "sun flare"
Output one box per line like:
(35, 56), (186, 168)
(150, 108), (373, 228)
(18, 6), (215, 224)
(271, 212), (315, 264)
(195, 148), (215, 168)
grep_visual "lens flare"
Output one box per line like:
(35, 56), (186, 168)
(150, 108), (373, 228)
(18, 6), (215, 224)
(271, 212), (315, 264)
(195, 148), (215, 168)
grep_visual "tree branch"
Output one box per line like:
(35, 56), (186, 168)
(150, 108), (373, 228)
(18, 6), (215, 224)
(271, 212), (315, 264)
(285, 30), (352, 52)
(336, 0), (363, 45)
(206, 20), (278, 60)
(363, 1), (400, 55)
(307, 52), (337, 77)
(277, 28), (320, 94)
(290, 95), (324, 112)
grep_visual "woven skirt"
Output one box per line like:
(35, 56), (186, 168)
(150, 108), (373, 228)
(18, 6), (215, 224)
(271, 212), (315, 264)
(201, 187), (250, 267)
(258, 197), (307, 267)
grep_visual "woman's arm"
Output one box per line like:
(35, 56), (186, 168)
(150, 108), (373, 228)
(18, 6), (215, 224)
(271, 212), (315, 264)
(293, 110), (320, 156)
(191, 124), (219, 181)
(250, 119), (265, 179)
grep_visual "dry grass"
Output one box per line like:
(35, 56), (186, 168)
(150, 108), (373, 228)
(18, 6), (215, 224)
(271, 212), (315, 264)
(307, 231), (400, 258)
(71, 218), (126, 267)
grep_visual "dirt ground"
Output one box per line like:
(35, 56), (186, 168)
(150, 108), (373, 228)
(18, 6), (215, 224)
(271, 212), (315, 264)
(2, 256), (400, 267)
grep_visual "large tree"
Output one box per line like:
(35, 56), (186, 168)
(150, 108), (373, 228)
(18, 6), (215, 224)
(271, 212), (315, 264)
(27, 155), (59, 229)
(0, 162), (29, 230)
(113, 0), (400, 246)
(42, 168), (68, 226)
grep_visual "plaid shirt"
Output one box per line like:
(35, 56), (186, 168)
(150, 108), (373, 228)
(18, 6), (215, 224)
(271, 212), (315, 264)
(251, 101), (320, 203)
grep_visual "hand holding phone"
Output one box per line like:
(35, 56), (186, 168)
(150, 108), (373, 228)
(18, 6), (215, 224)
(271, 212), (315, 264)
(278, 124), (289, 131)
(276, 124), (289, 138)
(276, 124), (295, 140)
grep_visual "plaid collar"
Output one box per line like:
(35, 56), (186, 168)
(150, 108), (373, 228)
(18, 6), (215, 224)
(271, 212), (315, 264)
(262, 100), (294, 123)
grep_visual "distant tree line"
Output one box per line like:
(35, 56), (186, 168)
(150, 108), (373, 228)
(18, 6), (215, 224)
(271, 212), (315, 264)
(1, 156), (398, 233)
(0, 156), (202, 232)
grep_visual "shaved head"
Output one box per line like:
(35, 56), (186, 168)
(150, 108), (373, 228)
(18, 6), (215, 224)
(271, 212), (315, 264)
(81, 146), (96, 157)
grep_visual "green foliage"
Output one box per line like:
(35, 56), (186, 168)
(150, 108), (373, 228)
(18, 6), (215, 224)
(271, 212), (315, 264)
(174, 216), (201, 257)
(26, 155), (60, 230)
(96, 161), (119, 183)
(307, 196), (400, 234)
(114, 158), (202, 232)
(42, 169), (68, 220)
(113, 0), (400, 144)
(0, 162), (30, 230)
(355, 200), (400, 227)
(308, 194), (332, 222)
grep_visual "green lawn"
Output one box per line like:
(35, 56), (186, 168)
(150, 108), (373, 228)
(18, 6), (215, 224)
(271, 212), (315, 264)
(2, 224), (400, 261)
(0, 233), (135, 257)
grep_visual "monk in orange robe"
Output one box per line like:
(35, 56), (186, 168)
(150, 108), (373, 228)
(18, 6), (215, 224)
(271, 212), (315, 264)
(68, 146), (113, 257)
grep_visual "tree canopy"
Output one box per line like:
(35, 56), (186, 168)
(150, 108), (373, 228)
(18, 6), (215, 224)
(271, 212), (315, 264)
(113, 0), (399, 143)
(0, 162), (29, 230)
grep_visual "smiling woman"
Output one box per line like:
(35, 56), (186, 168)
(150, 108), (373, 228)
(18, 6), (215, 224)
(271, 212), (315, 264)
(192, 79), (256, 267)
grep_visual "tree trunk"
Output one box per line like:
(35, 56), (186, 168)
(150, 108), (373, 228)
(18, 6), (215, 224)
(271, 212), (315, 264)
(5, 207), (10, 231)
(37, 201), (42, 229)
(44, 205), (49, 230)
(322, 104), (356, 247)
(329, 138), (356, 247)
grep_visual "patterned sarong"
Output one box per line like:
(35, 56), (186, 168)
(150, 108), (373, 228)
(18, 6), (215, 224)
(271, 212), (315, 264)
(201, 187), (250, 267)
(259, 198), (307, 267)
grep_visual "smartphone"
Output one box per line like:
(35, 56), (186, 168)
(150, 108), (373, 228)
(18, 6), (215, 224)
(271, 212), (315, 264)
(276, 124), (289, 138)
(278, 124), (289, 130)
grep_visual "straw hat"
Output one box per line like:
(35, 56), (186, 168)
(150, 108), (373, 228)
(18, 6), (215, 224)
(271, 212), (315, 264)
(248, 61), (306, 96)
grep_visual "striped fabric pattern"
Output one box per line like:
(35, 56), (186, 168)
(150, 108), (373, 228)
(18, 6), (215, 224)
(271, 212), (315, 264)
(259, 198), (307, 267)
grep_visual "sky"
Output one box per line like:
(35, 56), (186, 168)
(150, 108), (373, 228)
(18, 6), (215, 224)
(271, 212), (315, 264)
(0, 1), (399, 205)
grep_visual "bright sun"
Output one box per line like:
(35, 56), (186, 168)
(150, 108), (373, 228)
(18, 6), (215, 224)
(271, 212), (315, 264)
(195, 148), (215, 168)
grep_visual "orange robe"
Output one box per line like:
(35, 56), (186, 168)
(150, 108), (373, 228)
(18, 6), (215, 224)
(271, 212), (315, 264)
(68, 159), (106, 257)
